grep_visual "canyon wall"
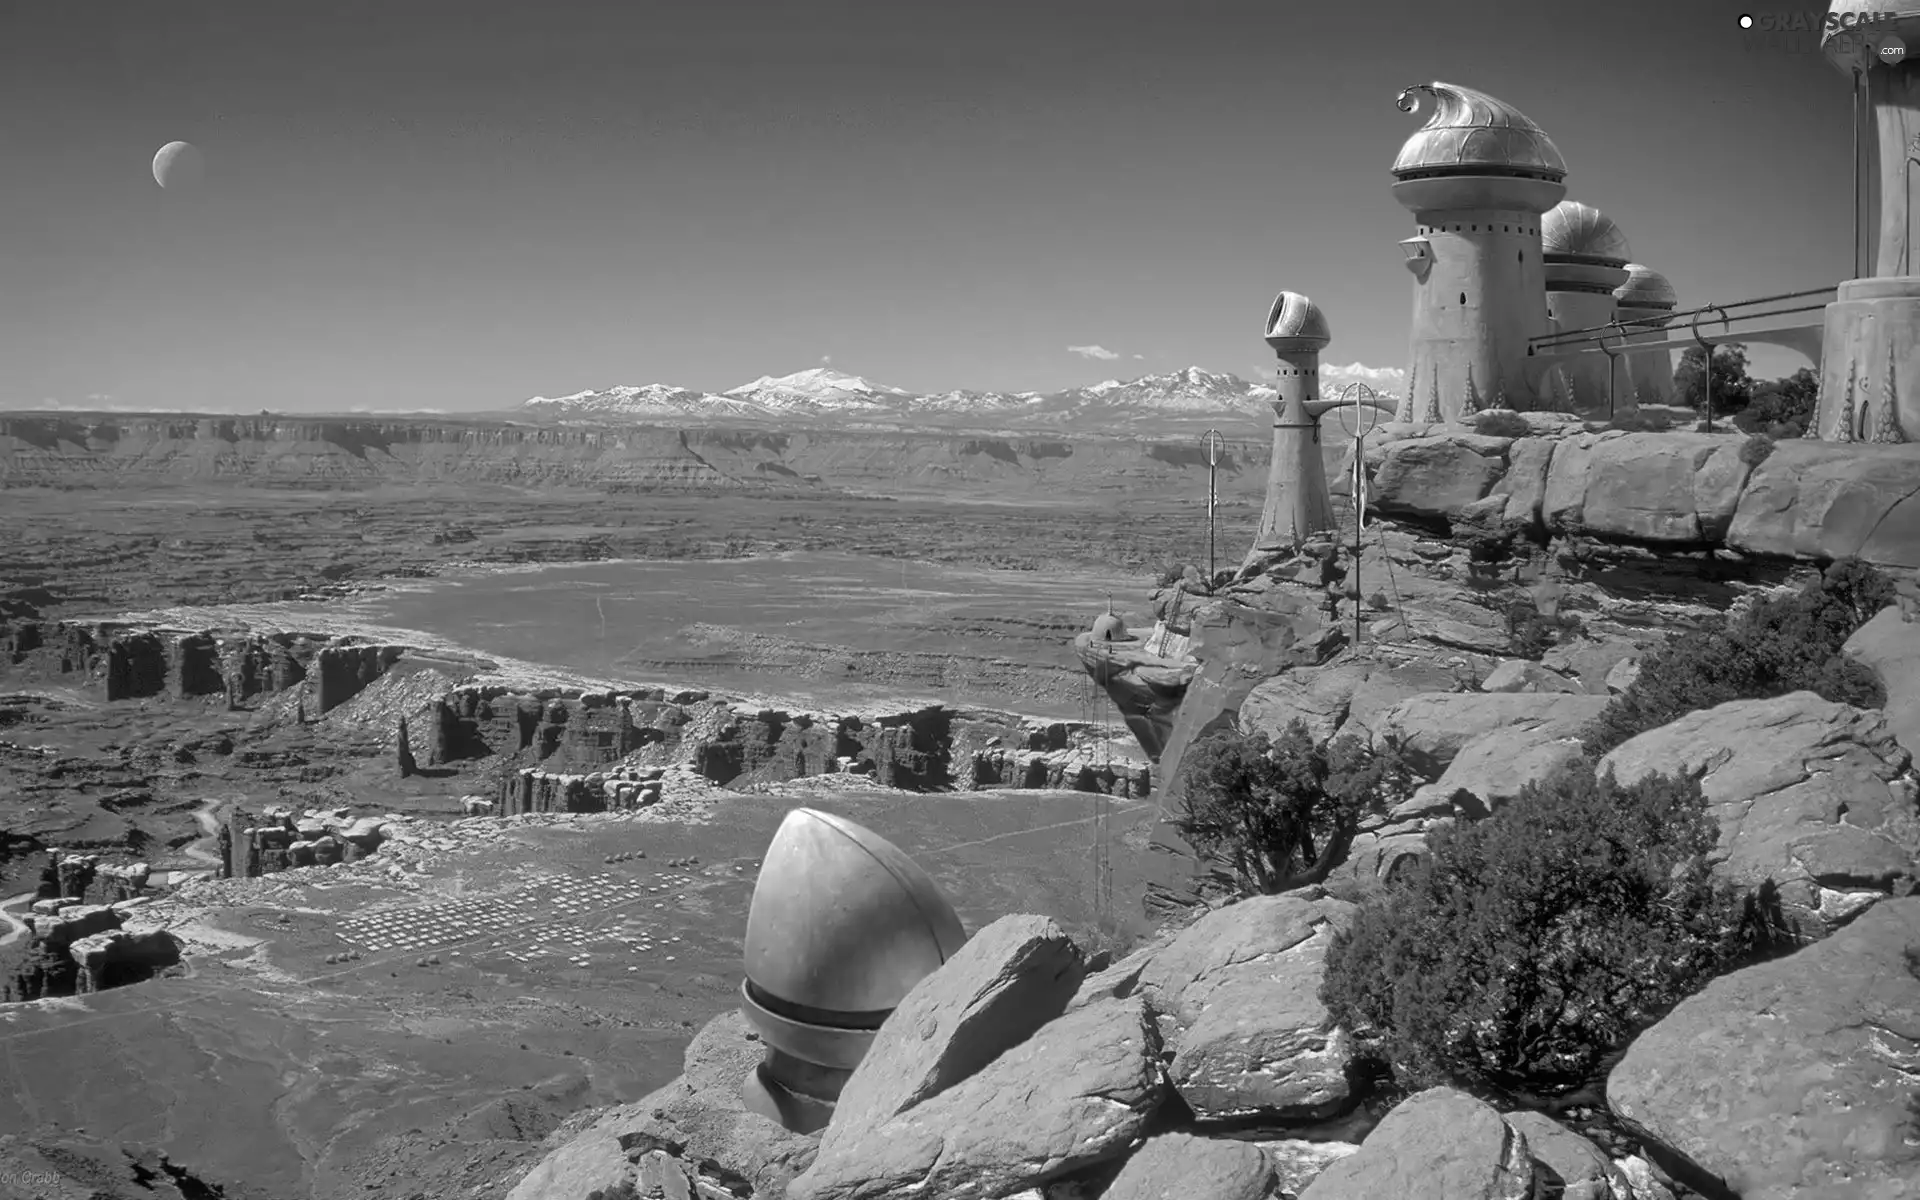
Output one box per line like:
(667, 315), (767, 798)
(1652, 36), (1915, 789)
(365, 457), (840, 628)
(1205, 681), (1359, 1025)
(2, 619), (409, 710)
(423, 684), (1152, 804)
(0, 414), (1276, 499)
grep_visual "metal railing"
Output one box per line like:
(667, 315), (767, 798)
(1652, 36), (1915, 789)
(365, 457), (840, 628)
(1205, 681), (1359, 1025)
(1528, 285), (1839, 434)
(1529, 286), (1839, 352)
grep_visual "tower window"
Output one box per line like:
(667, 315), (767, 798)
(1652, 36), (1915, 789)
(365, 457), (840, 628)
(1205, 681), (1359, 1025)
(1518, 250), (1524, 262)
(1459, 292), (1467, 305)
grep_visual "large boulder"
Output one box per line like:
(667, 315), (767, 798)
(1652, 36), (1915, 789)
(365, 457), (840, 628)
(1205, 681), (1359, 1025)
(1479, 659), (1581, 694)
(1101, 1132), (1276, 1200)
(1372, 691), (1609, 777)
(1607, 897), (1920, 1200)
(1137, 893), (1358, 1122)
(508, 1009), (816, 1200)
(820, 914), (1085, 1158)
(67, 928), (182, 992)
(1297, 1086), (1543, 1200)
(1240, 660), (1460, 751)
(1543, 432), (1751, 544)
(1728, 438), (1920, 569)
(786, 996), (1165, 1200)
(1501, 1111), (1633, 1200)
(1368, 434), (1511, 517)
(1598, 692), (1918, 935)
(1845, 604), (1920, 761)
(1418, 728), (1591, 820)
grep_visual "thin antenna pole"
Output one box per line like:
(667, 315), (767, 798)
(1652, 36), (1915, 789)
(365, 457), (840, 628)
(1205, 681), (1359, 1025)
(1855, 67), (1865, 280)
(1202, 429), (1223, 590)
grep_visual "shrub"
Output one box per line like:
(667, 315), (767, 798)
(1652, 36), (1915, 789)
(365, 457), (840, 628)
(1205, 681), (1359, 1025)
(1471, 410), (1532, 439)
(1582, 557), (1893, 755)
(1606, 410), (1668, 433)
(1499, 594), (1582, 661)
(1738, 433), (1775, 466)
(1320, 757), (1770, 1099)
(1173, 720), (1418, 896)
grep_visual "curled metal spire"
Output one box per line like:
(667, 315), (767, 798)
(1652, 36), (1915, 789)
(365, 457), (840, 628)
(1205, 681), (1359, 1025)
(1396, 84), (1435, 114)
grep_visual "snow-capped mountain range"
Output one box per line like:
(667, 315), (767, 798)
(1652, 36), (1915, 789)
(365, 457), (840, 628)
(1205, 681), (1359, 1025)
(522, 364), (1407, 432)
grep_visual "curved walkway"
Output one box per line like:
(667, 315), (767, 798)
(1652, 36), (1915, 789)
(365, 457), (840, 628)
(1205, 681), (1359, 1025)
(0, 891), (36, 951)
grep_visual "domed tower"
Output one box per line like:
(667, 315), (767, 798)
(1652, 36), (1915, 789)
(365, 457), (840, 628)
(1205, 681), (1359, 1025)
(1816, 2), (1920, 444)
(1541, 200), (1634, 418)
(1613, 264), (1679, 408)
(1392, 82), (1567, 420)
(739, 807), (968, 1133)
(1254, 291), (1338, 550)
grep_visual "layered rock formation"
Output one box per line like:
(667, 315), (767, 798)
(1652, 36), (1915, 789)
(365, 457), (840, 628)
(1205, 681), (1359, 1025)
(0, 414), (1280, 498)
(221, 806), (389, 878)
(428, 684), (1150, 800)
(7, 890), (181, 1001)
(1, 619), (407, 710)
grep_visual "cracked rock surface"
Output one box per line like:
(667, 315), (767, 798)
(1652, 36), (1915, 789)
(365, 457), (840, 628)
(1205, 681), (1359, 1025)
(1599, 692), (1920, 937)
(1606, 896), (1920, 1200)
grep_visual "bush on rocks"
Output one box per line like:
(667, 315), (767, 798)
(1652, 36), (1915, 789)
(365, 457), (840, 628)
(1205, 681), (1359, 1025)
(1320, 756), (1768, 1101)
(1582, 557), (1893, 755)
(1173, 720), (1417, 895)
(1468, 409), (1532, 439)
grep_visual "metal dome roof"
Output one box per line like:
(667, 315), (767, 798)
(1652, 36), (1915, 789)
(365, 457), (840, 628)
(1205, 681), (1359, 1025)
(1614, 263), (1677, 309)
(1391, 82), (1567, 179)
(1542, 201), (1632, 264)
(743, 807), (966, 1016)
(1264, 291), (1331, 347)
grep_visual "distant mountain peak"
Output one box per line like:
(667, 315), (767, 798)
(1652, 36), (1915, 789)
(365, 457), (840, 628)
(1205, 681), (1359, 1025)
(724, 367), (911, 401)
(521, 363), (1404, 431)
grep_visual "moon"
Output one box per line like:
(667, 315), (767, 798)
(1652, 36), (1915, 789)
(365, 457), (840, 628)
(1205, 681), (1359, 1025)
(152, 141), (205, 190)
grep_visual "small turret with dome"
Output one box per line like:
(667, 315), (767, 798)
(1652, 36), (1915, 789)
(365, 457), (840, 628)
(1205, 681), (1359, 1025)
(1541, 201), (1634, 417)
(1542, 201), (1632, 267)
(1614, 263), (1677, 312)
(1392, 82), (1567, 421)
(738, 808), (968, 1132)
(1263, 290), (1332, 354)
(1089, 606), (1132, 643)
(1614, 263), (1680, 406)
(1255, 291), (1339, 549)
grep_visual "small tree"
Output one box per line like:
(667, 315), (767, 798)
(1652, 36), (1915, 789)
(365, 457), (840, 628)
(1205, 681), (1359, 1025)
(1739, 367), (1819, 438)
(1174, 720), (1417, 895)
(1321, 757), (1771, 1099)
(1673, 343), (1754, 416)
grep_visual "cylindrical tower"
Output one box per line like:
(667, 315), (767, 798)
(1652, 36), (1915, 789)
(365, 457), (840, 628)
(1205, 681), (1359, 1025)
(1817, 4), (1920, 443)
(1614, 264), (1679, 407)
(1391, 81), (1568, 421)
(1542, 200), (1634, 419)
(1254, 291), (1338, 550)
(738, 807), (968, 1133)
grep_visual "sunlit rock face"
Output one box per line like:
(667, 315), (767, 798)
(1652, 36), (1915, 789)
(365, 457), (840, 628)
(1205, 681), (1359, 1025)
(739, 807), (968, 1133)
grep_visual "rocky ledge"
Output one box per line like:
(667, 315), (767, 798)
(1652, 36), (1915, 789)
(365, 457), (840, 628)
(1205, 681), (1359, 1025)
(511, 892), (1920, 1199)
(1349, 414), (1920, 568)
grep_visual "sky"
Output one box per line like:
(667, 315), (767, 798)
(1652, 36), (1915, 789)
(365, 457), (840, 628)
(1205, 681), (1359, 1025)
(0, 0), (1860, 413)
